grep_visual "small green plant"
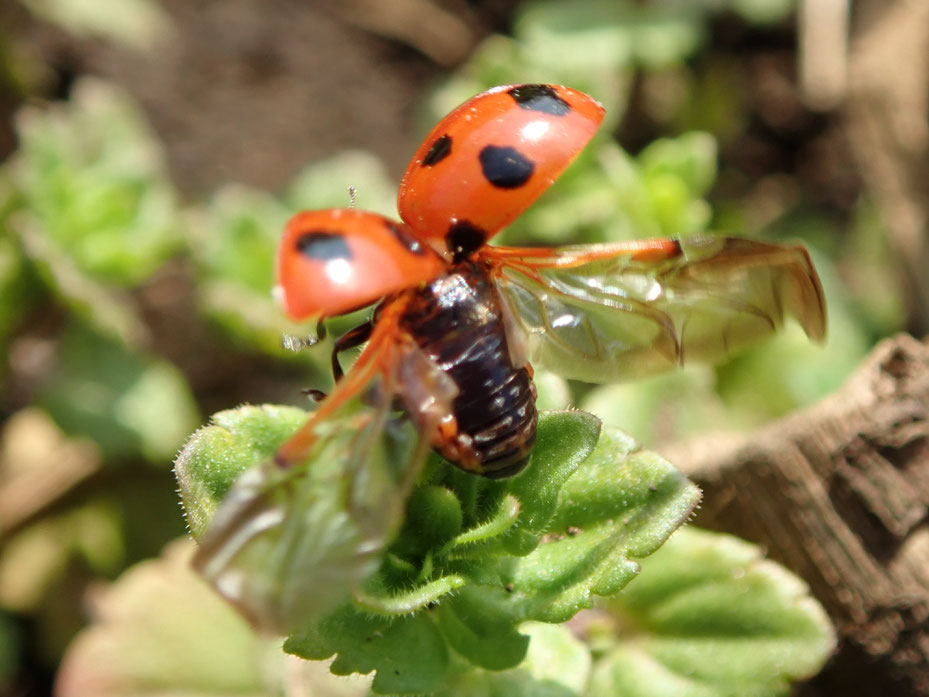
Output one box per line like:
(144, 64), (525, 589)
(175, 401), (834, 696)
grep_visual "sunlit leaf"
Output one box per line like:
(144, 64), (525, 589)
(55, 539), (369, 697)
(593, 526), (836, 697)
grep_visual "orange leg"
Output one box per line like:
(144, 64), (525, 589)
(274, 300), (408, 468)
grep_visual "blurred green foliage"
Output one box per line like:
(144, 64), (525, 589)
(0, 0), (903, 693)
(38, 323), (198, 462)
(594, 527), (835, 697)
(11, 79), (180, 287)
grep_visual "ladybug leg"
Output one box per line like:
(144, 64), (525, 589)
(331, 320), (374, 382)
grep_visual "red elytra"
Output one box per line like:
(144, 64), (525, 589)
(276, 209), (445, 319)
(398, 84), (605, 253)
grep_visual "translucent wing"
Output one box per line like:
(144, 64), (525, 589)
(485, 236), (826, 384)
(192, 317), (456, 634)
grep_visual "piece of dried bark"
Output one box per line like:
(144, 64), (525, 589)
(666, 334), (929, 696)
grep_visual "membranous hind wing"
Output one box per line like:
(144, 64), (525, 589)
(485, 236), (826, 384)
(192, 314), (456, 634)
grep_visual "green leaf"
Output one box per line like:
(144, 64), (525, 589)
(638, 132), (716, 236)
(437, 588), (531, 671)
(639, 132), (717, 200)
(511, 428), (701, 623)
(286, 607), (449, 695)
(437, 622), (590, 697)
(55, 539), (369, 697)
(192, 185), (289, 295)
(179, 405), (700, 691)
(39, 323), (200, 462)
(516, 622), (590, 695)
(401, 485), (465, 554)
(333, 419), (693, 683)
(593, 527), (836, 697)
(174, 404), (309, 539)
(355, 575), (466, 614)
(503, 410), (603, 537)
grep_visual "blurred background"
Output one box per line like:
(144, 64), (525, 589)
(0, 0), (926, 694)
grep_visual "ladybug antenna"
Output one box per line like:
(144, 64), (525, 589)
(348, 186), (357, 208)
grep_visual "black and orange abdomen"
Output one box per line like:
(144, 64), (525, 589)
(398, 262), (537, 478)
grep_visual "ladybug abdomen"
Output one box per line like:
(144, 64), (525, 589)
(399, 263), (537, 478)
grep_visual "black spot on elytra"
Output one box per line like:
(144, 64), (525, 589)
(446, 221), (487, 261)
(507, 85), (571, 116)
(423, 134), (452, 166)
(384, 221), (427, 256)
(478, 146), (534, 189)
(296, 231), (352, 261)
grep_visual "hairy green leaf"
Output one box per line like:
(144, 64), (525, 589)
(593, 527), (836, 697)
(286, 608), (449, 695)
(174, 404), (308, 539)
(178, 404), (704, 692)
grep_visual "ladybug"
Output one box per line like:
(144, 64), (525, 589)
(270, 83), (825, 478)
(194, 84), (825, 628)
